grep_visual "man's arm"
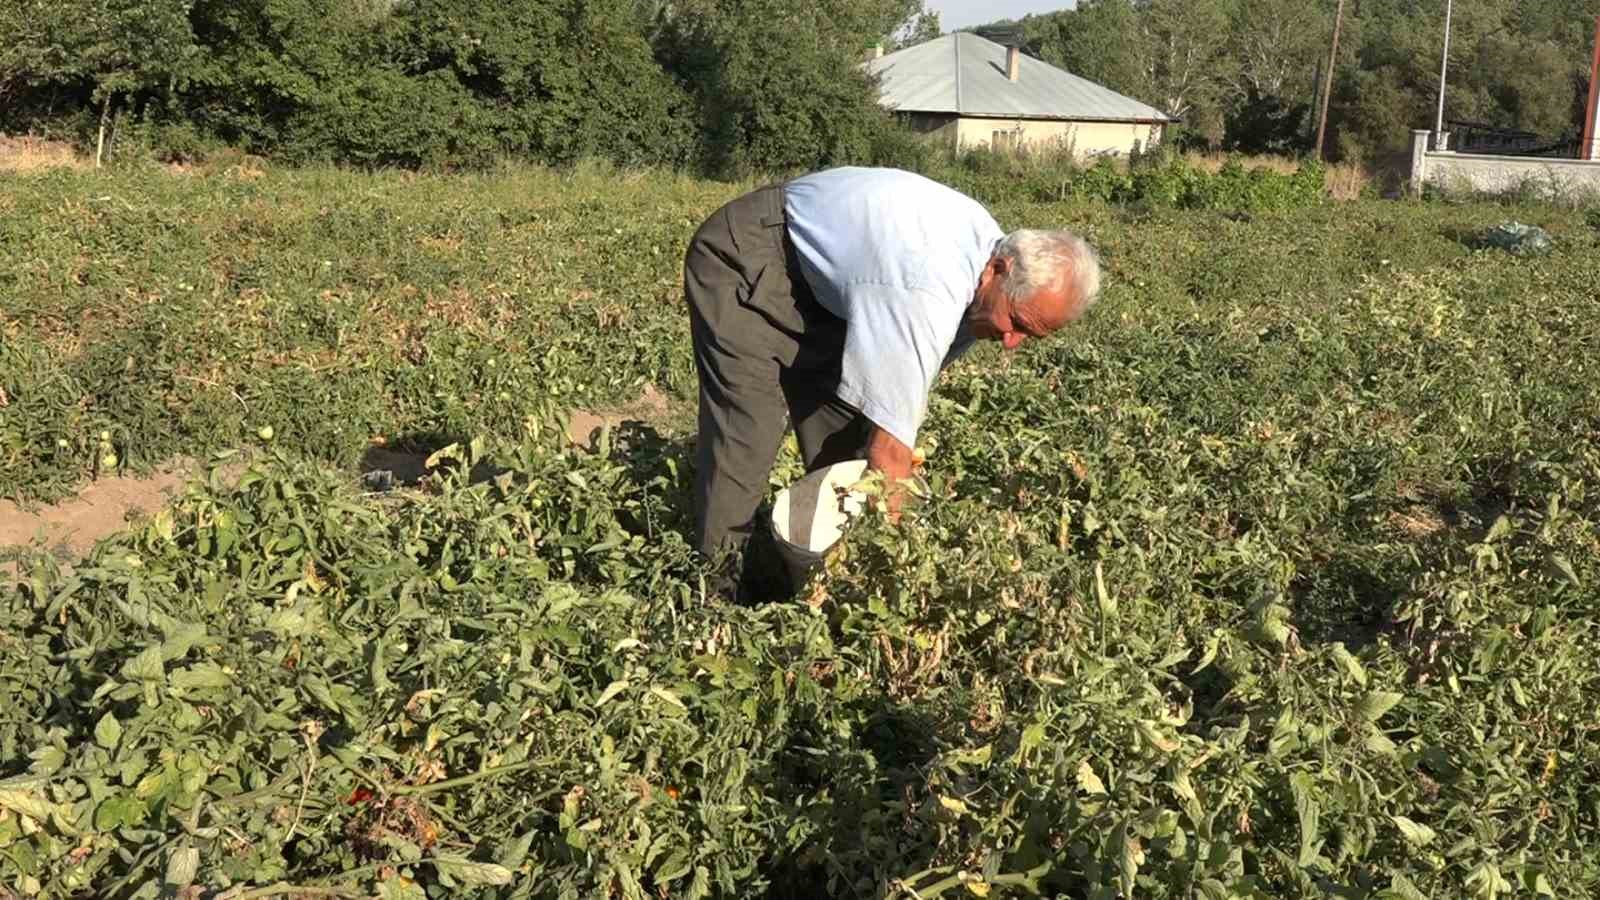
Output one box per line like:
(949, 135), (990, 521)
(866, 426), (914, 519)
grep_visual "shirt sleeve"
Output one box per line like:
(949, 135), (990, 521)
(831, 282), (965, 449)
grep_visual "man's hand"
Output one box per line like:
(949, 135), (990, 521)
(865, 427), (914, 521)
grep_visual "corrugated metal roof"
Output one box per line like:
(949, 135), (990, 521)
(867, 33), (1174, 124)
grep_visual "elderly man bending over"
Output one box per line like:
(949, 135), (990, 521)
(682, 166), (1101, 593)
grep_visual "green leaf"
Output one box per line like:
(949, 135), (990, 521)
(1391, 815), (1437, 847)
(613, 856), (645, 899)
(1077, 759), (1107, 795)
(950, 744), (993, 767)
(1290, 773), (1320, 866)
(1548, 553), (1581, 588)
(1136, 720), (1180, 753)
(649, 686), (687, 712)
(165, 846), (200, 886)
(1094, 561), (1117, 619)
(121, 645), (166, 683)
(1114, 826), (1141, 897)
(1250, 602), (1292, 648)
(498, 829), (536, 870)
(94, 794), (146, 831)
(1357, 691), (1404, 722)
(653, 849), (693, 883)
(170, 663), (232, 693)
(1365, 729), (1399, 755)
(1154, 646), (1190, 670)
(687, 865), (712, 900)
(369, 639), (395, 694)
(159, 621), (207, 660)
(1466, 861), (1512, 899)
(266, 607), (309, 637)
(1330, 642), (1367, 687)
(1380, 873), (1429, 900)
(1191, 633), (1221, 674)
(378, 877), (428, 900)
(28, 747), (67, 777)
(0, 790), (57, 822)
(94, 711), (123, 750)
(596, 680), (630, 707)
(433, 856), (514, 886)
(1016, 723), (1047, 763)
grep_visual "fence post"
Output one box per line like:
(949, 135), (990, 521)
(1409, 129), (1432, 197)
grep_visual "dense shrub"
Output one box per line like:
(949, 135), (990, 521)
(3, 0), (921, 174)
(920, 149), (1328, 212)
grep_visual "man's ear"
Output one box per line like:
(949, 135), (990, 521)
(977, 255), (1008, 294)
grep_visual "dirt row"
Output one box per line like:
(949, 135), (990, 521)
(2, 387), (682, 571)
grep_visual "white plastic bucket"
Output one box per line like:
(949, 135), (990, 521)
(771, 459), (870, 587)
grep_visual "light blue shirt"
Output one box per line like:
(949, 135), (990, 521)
(784, 167), (1003, 448)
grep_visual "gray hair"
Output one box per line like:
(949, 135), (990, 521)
(994, 229), (1102, 310)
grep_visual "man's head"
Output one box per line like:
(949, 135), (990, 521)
(969, 229), (1101, 350)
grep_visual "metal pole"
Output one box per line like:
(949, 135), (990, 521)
(1314, 0), (1345, 161)
(1433, 0), (1453, 145)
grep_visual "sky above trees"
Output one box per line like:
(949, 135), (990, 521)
(928, 0), (1068, 31)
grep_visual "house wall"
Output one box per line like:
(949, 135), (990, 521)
(1409, 129), (1600, 198)
(952, 118), (1164, 158)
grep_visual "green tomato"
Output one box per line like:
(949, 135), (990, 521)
(258, 425), (275, 441)
(100, 452), (119, 469)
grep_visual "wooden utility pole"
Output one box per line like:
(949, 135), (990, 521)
(1314, 0), (1346, 161)
(1583, 16), (1600, 160)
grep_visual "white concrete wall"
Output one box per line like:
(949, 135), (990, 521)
(1410, 129), (1600, 198)
(953, 118), (1165, 159)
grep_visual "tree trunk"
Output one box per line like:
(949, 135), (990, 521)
(95, 93), (111, 168)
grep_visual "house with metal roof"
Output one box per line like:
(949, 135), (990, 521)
(866, 32), (1174, 157)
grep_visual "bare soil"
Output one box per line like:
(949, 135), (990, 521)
(360, 384), (684, 489)
(1, 467), (192, 563)
(565, 383), (676, 449)
(3, 386), (686, 573)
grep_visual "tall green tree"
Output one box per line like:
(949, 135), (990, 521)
(2, 0), (198, 162)
(979, 0), (1598, 161)
(1031, 0), (1236, 144)
(892, 7), (942, 49)
(655, 0), (927, 176)
(1051, 0), (1148, 96)
(1226, 0), (1325, 103)
(0, 1), (65, 113)
(1142, 0), (1237, 141)
(1219, 0), (1327, 152)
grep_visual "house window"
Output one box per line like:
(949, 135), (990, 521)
(992, 129), (1022, 152)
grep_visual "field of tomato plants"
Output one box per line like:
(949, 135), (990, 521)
(3, 161), (1600, 899)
